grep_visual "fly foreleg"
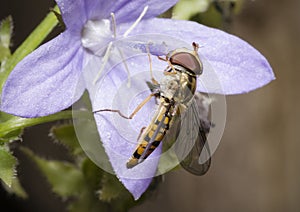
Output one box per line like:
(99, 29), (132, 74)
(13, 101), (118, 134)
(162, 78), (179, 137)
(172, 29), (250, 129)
(94, 93), (157, 119)
(158, 55), (177, 74)
(146, 44), (159, 86)
(137, 126), (146, 141)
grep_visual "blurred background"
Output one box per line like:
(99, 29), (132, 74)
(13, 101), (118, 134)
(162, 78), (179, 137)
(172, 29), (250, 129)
(1, 0), (300, 211)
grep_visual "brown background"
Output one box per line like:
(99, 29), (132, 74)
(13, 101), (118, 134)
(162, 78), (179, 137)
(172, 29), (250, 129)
(1, 0), (300, 211)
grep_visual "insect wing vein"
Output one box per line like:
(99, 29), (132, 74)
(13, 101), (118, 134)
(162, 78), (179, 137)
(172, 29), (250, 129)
(174, 97), (211, 175)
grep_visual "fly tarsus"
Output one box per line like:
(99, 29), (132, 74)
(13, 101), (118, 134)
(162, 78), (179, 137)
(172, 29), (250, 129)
(93, 109), (132, 119)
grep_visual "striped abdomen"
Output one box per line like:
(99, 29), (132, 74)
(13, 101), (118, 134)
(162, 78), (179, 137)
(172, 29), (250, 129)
(126, 101), (174, 168)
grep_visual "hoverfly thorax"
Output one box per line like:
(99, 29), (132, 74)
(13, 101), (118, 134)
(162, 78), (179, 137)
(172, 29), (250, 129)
(163, 42), (202, 104)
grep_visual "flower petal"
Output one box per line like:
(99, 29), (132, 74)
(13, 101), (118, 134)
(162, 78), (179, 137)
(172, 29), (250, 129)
(56, 0), (87, 32)
(77, 0), (177, 24)
(121, 178), (153, 200)
(114, 0), (178, 24)
(90, 54), (167, 199)
(125, 18), (275, 94)
(84, 0), (128, 20)
(1, 31), (85, 117)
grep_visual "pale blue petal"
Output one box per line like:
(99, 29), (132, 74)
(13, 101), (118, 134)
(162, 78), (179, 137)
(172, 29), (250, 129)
(56, 0), (87, 32)
(84, 0), (122, 19)
(81, 0), (178, 23)
(123, 18), (275, 94)
(55, 0), (177, 32)
(114, 0), (178, 24)
(91, 54), (164, 199)
(121, 178), (153, 200)
(1, 31), (85, 117)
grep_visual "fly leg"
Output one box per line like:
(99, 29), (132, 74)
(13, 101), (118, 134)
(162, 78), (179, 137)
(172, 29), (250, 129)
(145, 44), (162, 105)
(158, 55), (177, 74)
(94, 92), (157, 119)
(146, 45), (159, 86)
(137, 127), (146, 141)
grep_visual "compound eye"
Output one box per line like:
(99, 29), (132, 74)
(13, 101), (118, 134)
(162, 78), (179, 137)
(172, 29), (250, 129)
(170, 52), (203, 75)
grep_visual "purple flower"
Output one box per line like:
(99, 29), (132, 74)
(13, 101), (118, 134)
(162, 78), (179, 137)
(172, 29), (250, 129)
(0, 0), (178, 117)
(0, 0), (275, 201)
(91, 19), (274, 199)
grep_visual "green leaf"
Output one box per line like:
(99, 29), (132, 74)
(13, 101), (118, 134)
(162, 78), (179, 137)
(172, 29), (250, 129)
(10, 177), (28, 198)
(0, 16), (13, 72)
(68, 159), (109, 212)
(0, 6), (59, 94)
(0, 112), (23, 143)
(190, 3), (223, 29)
(0, 16), (13, 49)
(21, 147), (86, 198)
(0, 110), (14, 123)
(99, 174), (124, 202)
(0, 45), (11, 62)
(81, 158), (103, 190)
(0, 128), (23, 144)
(173, 0), (210, 20)
(68, 189), (109, 212)
(0, 146), (17, 187)
(50, 124), (84, 156)
(3, 177), (28, 199)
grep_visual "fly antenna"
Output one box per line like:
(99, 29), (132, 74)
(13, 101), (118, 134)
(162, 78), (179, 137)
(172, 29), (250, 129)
(192, 42), (199, 53)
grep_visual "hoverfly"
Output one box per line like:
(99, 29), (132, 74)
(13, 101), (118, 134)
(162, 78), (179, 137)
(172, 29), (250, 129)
(95, 42), (212, 176)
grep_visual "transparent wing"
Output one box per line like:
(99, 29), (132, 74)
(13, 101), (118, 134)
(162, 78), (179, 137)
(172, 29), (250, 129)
(174, 92), (212, 176)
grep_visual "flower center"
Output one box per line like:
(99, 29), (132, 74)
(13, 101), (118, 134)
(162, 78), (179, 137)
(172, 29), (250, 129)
(81, 6), (149, 85)
(81, 19), (114, 55)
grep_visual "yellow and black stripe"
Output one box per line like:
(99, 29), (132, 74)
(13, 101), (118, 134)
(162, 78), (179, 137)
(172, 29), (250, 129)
(126, 100), (174, 168)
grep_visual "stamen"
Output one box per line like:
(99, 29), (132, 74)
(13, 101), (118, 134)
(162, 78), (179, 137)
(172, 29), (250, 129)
(110, 13), (117, 38)
(93, 41), (113, 84)
(92, 6), (149, 85)
(123, 5), (149, 37)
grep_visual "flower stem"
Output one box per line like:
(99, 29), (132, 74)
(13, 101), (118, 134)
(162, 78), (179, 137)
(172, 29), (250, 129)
(0, 110), (88, 138)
